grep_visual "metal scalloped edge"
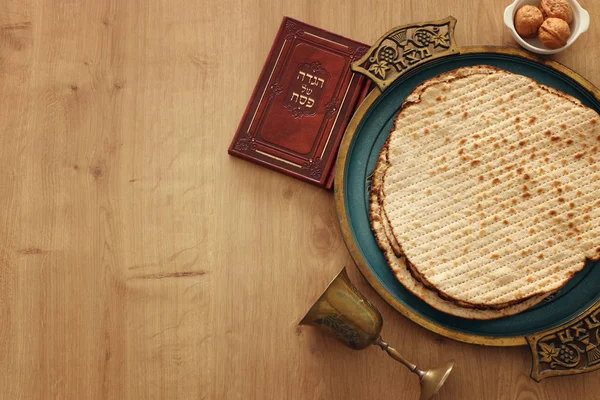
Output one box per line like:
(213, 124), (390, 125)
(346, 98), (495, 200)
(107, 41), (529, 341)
(335, 44), (600, 347)
(351, 16), (459, 91)
(527, 301), (600, 382)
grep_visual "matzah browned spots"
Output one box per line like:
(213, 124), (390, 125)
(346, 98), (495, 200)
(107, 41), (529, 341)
(370, 144), (548, 319)
(378, 66), (600, 308)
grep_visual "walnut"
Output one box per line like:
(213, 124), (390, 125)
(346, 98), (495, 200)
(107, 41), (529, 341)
(540, 0), (573, 24)
(514, 5), (545, 38)
(538, 18), (571, 49)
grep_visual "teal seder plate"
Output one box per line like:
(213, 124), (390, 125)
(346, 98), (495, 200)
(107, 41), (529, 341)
(335, 47), (600, 346)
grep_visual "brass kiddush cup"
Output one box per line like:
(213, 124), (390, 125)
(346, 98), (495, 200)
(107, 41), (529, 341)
(300, 267), (454, 400)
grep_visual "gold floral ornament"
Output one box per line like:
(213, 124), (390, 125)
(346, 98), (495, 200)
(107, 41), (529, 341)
(539, 342), (561, 362)
(430, 30), (450, 48)
(351, 17), (459, 91)
(369, 60), (391, 79)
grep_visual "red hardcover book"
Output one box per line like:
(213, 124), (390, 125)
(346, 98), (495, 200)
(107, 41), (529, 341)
(229, 17), (371, 189)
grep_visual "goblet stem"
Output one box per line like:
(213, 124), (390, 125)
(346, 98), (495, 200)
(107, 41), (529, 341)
(374, 337), (421, 376)
(375, 336), (454, 400)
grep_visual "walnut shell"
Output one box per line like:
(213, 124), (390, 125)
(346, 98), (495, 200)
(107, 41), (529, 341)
(540, 0), (573, 24)
(538, 18), (571, 49)
(514, 5), (544, 38)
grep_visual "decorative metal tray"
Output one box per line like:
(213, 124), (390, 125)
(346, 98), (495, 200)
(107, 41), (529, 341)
(334, 17), (600, 381)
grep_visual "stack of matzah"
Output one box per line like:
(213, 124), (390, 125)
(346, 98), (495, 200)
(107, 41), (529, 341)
(370, 66), (600, 320)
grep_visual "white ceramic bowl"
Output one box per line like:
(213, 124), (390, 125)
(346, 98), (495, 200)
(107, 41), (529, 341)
(504, 0), (590, 55)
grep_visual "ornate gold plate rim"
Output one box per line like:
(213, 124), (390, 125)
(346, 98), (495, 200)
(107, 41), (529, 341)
(334, 44), (600, 348)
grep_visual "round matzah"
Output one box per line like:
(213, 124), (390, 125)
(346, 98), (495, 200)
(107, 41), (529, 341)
(370, 144), (548, 319)
(381, 66), (600, 307)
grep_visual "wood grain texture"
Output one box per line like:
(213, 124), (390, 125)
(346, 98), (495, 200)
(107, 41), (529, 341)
(0, 0), (598, 399)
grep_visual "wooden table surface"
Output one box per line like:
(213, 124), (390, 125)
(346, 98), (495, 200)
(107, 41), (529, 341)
(1, 0), (599, 399)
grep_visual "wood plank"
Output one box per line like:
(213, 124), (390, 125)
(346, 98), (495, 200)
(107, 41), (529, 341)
(0, 0), (598, 398)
